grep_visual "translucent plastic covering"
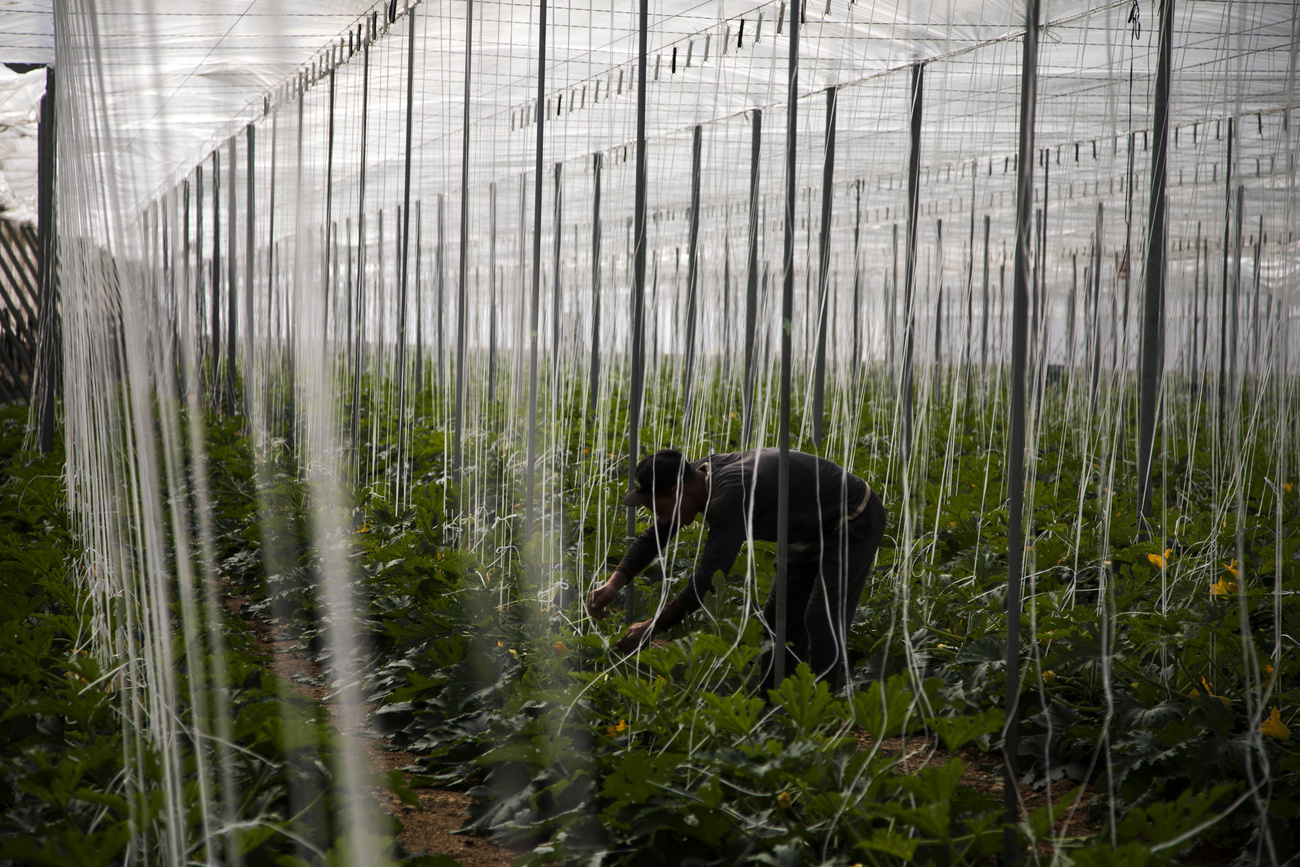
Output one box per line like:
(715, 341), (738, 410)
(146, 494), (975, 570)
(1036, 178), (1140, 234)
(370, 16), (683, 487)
(0, 66), (45, 223)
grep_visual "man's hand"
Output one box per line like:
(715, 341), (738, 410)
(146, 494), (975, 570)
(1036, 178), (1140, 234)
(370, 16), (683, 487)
(586, 572), (628, 620)
(616, 619), (657, 653)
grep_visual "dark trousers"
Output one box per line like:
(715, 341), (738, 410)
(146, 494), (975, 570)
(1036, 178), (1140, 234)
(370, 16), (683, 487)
(758, 489), (886, 694)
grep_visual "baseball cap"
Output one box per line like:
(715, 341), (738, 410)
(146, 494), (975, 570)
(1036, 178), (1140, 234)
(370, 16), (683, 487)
(622, 449), (687, 506)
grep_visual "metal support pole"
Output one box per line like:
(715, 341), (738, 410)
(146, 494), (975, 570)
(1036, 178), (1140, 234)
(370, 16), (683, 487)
(211, 151), (222, 402)
(1219, 118), (1233, 446)
(1003, 0), (1040, 861)
(351, 38), (370, 453)
(935, 218), (944, 399)
(589, 156), (602, 412)
(1090, 204), (1104, 413)
(1137, 0), (1173, 523)
(196, 166), (205, 381)
(684, 125), (702, 427)
(244, 124), (256, 420)
(851, 180), (863, 393)
(625, 0), (650, 623)
(981, 214), (990, 382)
(398, 6), (418, 492)
(437, 195), (445, 394)
(414, 203), (423, 395)
(743, 110), (761, 446)
(525, 0), (548, 540)
(902, 63), (923, 464)
(552, 162), (563, 388)
(36, 66), (57, 453)
(226, 138), (238, 415)
(489, 185), (498, 403)
(323, 69), (336, 385)
(454, 0), (471, 479)
(813, 86), (836, 446)
(773, 0), (799, 691)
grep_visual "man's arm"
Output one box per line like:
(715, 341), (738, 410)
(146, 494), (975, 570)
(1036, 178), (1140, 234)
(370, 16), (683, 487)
(643, 517), (747, 633)
(613, 524), (746, 652)
(587, 519), (679, 620)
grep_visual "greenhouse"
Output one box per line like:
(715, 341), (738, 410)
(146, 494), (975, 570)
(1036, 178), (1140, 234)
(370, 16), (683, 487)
(0, 0), (1296, 864)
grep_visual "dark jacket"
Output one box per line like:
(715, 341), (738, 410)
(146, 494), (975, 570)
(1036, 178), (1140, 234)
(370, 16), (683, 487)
(615, 448), (871, 630)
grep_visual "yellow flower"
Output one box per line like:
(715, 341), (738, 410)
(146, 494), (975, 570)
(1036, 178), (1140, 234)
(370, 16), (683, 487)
(508, 649), (518, 659)
(1042, 670), (1057, 684)
(355, 522), (370, 534)
(605, 719), (628, 737)
(554, 641), (568, 655)
(1285, 482), (1294, 494)
(777, 790), (792, 808)
(1147, 552), (1166, 569)
(1261, 707), (1290, 742)
(949, 521), (958, 529)
(497, 641), (504, 647)
(1210, 578), (1239, 598)
(1200, 678), (1231, 708)
(1224, 559), (1239, 578)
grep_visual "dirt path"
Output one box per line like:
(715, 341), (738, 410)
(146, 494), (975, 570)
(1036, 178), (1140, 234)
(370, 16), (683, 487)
(225, 591), (520, 867)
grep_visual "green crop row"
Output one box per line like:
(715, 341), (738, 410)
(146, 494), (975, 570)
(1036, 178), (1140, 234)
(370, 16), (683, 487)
(234, 370), (1299, 865)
